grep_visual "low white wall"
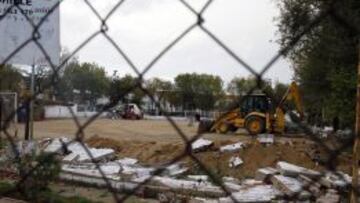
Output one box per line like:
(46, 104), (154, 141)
(44, 105), (105, 119)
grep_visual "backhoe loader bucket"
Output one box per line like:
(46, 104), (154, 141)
(197, 119), (214, 134)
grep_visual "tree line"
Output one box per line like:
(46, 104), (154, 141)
(276, 0), (360, 128)
(0, 62), (288, 111)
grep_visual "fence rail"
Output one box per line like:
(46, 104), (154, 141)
(0, 0), (359, 202)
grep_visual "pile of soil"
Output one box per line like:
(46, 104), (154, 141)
(86, 135), (352, 180)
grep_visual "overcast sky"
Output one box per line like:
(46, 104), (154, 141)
(60, 0), (293, 83)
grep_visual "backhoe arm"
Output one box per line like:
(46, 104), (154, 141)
(278, 81), (304, 120)
(274, 82), (304, 133)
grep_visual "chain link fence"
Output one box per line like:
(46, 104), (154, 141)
(0, 0), (359, 202)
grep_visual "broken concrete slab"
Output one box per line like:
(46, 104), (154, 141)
(62, 153), (79, 163)
(222, 176), (241, 185)
(316, 190), (340, 203)
(191, 138), (213, 152)
(257, 134), (274, 144)
(62, 142), (115, 163)
(116, 158), (138, 166)
(220, 142), (244, 153)
(319, 171), (352, 189)
(43, 137), (70, 154)
(153, 177), (224, 197)
(62, 162), (122, 180)
(298, 175), (321, 197)
(276, 161), (321, 178)
(219, 185), (282, 203)
(164, 163), (188, 177)
(229, 156), (243, 168)
(121, 165), (155, 178)
(271, 175), (305, 198)
(242, 179), (263, 186)
(255, 167), (279, 182)
(187, 175), (209, 182)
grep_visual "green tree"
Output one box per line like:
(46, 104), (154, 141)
(109, 74), (145, 105)
(175, 73), (224, 110)
(276, 0), (360, 127)
(227, 76), (273, 96)
(146, 78), (178, 107)
(0, 64), (23, 93)
(60, 62), (110, 104)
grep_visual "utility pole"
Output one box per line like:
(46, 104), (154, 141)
(29, 64), (35, 140)
(351, 42), (360, 203)
(0, 97), (2, 141)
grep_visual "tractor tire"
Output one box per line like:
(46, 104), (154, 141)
(217, 123), (229, 134)
(245, 116), (265, 135)
(228, 125), (238, 133)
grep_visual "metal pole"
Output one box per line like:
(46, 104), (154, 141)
(0, 97), (3, 140)
(29, 64), (35, 140)
(351, 42), (360, 203)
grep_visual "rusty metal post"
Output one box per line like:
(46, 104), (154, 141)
(351, 42), (360, 203)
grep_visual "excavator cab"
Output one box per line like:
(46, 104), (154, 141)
(240, 95), (271, 115)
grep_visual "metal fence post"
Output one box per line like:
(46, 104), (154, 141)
(351, 42), (360, 203)
(0, 97), (2, 140)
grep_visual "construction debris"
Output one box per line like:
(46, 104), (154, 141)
(219, 185), (282, 203)
(219, 142), (244, 153)
(271, 175), (303, 196)
(62, 142), (115, 163)
(43, 137), (70, 154)
(153, 176), (224, 197)
(319, 171), (352, 189)
(191, 138), (213, 152)
(187, 175), (209, 182)
(257, 134), (274, 144)
(58, 156), (355, 202)
(3, 137), (354, 202)
(255, 167), (279, 182)
(277, 161), (321, 178)
(229, 156), (243, 168)
(164, 163), (188, 177)
(116, 158), (138, 165)
(316, 189), (341, 203)
(43, 137), (114, 163)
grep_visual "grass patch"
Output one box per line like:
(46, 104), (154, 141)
(0, 181), (102, 203)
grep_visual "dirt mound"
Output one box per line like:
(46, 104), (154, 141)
(87, 136), (184, 165)
(86, 136), (351, 180)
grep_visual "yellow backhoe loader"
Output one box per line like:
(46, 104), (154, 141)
(198, 82), (304, 135)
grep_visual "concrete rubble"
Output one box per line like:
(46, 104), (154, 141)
(56, 141), (355, 202)
(277, 161), (321, 178)
(271, 175), (304, 196)
(257, 134), (274, 144)
(229, 156), (243, 168)
(187, 175), (209, 182)
(163, 162), (188, 177)
(191, 138), (214, 152)
(43, 137), (115, 163)
(219, 185), (282, 203)
(219, 142), (244, 153)
(255, 167), (279, 182)
(3, 138), (355, 202)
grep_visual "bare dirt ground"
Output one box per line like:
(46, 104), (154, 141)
(22, 118), (246, 143)
(11, 118), (352, 178)
(1, 118), (353, 202)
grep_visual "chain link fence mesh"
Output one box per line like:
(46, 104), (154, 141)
(0, 0), (359, 202)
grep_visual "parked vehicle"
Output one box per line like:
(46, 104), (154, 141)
(122, 103), (143, 120)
